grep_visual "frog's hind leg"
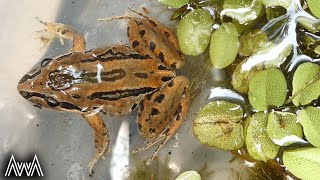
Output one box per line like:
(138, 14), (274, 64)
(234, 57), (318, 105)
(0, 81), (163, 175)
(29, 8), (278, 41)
(35, 18), (86, 52)
(132, 76), (190, 159)
(82, 112), (109, 176)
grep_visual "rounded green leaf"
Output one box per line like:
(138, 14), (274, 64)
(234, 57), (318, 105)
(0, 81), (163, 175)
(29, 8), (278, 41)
(297, 17), (320, 33)
(299, 106), (320, 147)
(261, 0), (292, 9)
(239, 29), (268, 57)
(231, 58), (263, 93)
(248, 68), (287, 111)
(245, 112), (280, 162)
(292, 62), (320, 106)
(222, 0), (263, 24)
(175, 171), (201, 180)
(307, 0), (320, 18)
(177, 9), (213, 56)
(283, 148), (320, 180)
(159, 0), (189, 8)
(210, 22), (239, 69)
(267, 111), (303, 146)
(193, 101), (244, 150)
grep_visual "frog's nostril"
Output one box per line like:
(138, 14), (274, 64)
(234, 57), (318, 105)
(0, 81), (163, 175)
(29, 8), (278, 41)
(18, 74), (30, 84)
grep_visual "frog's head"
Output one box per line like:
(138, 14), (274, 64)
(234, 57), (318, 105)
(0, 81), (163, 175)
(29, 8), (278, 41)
(17, 57), (82, 111)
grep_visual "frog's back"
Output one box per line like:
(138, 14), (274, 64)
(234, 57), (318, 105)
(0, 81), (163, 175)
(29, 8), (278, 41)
(17, 45), (174, 116)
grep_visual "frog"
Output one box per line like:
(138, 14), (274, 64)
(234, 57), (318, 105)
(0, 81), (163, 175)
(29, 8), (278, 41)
(17, 8), (190, 175)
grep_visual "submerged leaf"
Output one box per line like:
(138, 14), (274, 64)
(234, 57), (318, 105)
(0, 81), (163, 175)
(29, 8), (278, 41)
(210, 22), (239, 69)
(177, 9), (213, 56)
(248, 68), (287, 111)
(299, 106), (320, 147)
(175, 171), (201, 180)
(291, 62), (320, 106)
(193, 101), (244, 150)
(306, 0), (320, 18)
(267, 111), (303, 146)
(159, 0), (189, 8)
(283, 148), (320, 180)
(297, 17), (320, 33)
(245, 112), (280, 162)
(222, 0), (263, 24)
(261, 0), (292, 9)
(239, 29), (268, 57)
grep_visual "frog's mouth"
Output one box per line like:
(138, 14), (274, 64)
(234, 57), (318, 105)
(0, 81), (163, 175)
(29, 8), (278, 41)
(18, 90), (83, 112)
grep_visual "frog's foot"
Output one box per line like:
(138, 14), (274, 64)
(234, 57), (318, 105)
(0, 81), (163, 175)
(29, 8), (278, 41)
(133, 76), (190, 159)
(82, 113), (109, 176)
(130, 135), (166, 155)
(35, 17), (86, 52)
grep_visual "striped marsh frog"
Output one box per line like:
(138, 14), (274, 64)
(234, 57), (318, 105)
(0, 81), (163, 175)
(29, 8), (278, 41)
(17, 8), (190, 175)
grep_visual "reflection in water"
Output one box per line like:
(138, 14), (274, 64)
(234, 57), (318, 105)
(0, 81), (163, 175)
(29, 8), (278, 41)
(110, 120), (129, 180)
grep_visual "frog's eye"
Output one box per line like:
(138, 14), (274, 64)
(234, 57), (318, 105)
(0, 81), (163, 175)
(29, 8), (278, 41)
(48, 70), (74, 90)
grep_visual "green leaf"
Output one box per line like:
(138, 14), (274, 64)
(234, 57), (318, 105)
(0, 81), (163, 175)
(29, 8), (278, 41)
(283, 148), (320, 180)
(231, 58), (264, 93)
(222, 0), (263, 24)
(291, 62), (320, 106)
(159, 0), (189, 8)
(193, 101), (244, 150)
(239, 29), (268, 57)
(261, 0), (292, 9)
(315, 45), (320, 55)
(299, 106), (320, 147)
(267, 111), (303, 146)
(210, 22), (239, 69)
(245, 112), (280, 162)
(177, 9), (213, 56)
(297, 17), (320, 33)
(265, 6), (287, 20)
(307, 0), (320, 18)
(175, 171), (201, 180)
(248, 68), (287, 111)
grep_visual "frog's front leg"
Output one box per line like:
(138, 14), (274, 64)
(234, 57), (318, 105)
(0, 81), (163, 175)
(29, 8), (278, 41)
(36, 18), (86, 52)
(82, 112), (109, 176)
(134, 76), (190, 159)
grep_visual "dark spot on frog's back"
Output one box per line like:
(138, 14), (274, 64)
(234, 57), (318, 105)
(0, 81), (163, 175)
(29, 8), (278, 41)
(149, 128), (156, 133)
(131, 103), (138, 111)
(60, 102), (82, 111)
(132, 40), (140, 48)
(134, 72), (148, 79)
(158, 65), (169, 70)
(149, 20), (157, 27)
(140, 30), (145, 37)
(72, 94), (81, 99)
(161, 76), (173, 82)
(149, 42), (156, 52)
(164, 31), (170, 38)
(159, 52), (164, 62)
(151, 108), (160, 116)
(155, 94), (165, 103)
